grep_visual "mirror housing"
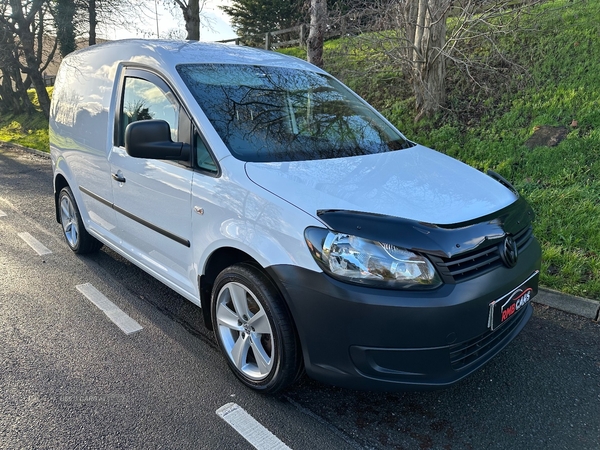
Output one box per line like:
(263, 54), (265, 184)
(125, 119), (190, 161)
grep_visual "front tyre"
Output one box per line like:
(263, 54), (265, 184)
(211, 263), (302, 394)
(58, 187), (103, 254)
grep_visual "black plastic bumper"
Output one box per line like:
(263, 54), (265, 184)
(266, 238), (541, 390)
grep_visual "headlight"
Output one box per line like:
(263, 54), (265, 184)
(304, 227), (442, 289)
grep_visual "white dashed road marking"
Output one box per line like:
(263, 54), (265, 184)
(18, 232), (52, 255)
(0, 209), (7, 217)
(76, 283), (143, 335)
(216, 403), (291, 450)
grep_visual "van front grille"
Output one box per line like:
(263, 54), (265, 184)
(431, 225), (533, 283)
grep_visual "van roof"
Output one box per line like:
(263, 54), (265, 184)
(69, 39), (320, 73)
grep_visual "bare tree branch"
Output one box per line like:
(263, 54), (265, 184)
(330, 0), (550, 120)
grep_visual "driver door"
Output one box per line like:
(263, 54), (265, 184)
(108, 68), (196, 298)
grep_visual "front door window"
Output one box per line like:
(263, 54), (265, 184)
(120, 77), (179, 145)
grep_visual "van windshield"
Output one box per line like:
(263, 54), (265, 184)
(177, 64), (413, 162)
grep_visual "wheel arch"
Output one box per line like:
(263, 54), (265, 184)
(54, 173), (69, 223)
(198, 247), (298, 337)
(198, 247), (255, 330)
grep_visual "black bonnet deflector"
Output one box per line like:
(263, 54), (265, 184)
(316, 197), (534, 259)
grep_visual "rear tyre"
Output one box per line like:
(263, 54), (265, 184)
(58, 187), (103, 254)
(211, 263), (302, 394)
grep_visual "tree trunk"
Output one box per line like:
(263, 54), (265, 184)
(0, 70), (30, 114)
(56, 0), (76, 56)
(410, 0), (450, 121)
(182, 0), (200, 40)
(8, 0), (51, 118)
(413, 54), (446, 122)
(15, 70), (35, 114)
(89, 0), (97, 46)
(0, 32), (23, 113)
(20, 32), (51, 118)
(307, 0), (326, 68)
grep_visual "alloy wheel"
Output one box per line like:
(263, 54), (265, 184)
(215, 281), (274, 380)
(60, 194), (79, 248)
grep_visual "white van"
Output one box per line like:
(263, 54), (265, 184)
(50, 40), (541, 393)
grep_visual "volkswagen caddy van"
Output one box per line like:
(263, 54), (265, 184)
(50, 40), (541, 393)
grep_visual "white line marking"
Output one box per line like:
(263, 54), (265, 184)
(76, 283), (143, 335)
(216, 403), (291, 450)
(18, 232), (52, 255)
(0, 209), (7, 217)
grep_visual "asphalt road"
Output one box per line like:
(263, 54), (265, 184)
(1, 145), (599, 449)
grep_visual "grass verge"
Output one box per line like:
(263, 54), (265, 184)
(0, 88), (50, 152)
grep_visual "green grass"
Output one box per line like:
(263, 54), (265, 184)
(446, 0), (600, 299)
(0, 88), (51, 152)
(0, 113), (49, 151)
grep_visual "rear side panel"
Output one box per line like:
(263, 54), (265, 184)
(50, 48), (123, 243)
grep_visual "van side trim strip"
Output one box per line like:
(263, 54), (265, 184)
(112, 204), (191, 247)
(79, 186), (191, 248)
(80, 186), (112, 208)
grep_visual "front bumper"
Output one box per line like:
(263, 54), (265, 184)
(267, 238), (541, 390)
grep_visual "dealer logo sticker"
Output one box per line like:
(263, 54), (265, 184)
(500, 288), (532, 323)
(488, 270), (539, 330)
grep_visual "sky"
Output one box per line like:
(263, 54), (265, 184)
(98, 0), (237, 42)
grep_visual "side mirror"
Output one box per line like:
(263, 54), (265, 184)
(125, 119), (190, 161)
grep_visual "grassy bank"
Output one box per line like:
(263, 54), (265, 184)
(0, 112), (48, 151)
(394, 0), (600, 299)
(0, 88), (50, 152)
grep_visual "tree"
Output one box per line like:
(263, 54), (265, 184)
(170, 0), (206, 40)
(0, 21), (35, 115)
(307, 0), (326, 68)
(81, 0), (139, 45)
(73, 0), (150, 46)
(86, 0), (97, 45)
(405, 0), (450, 121)
(342, 0), (545, 120)
(0, 0), (144, 117)
(55, 0), (77, 56)
(221, 0), (304, 37)
(0, 0), (57, 119)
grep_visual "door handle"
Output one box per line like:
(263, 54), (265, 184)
(112, 171), (126, 183)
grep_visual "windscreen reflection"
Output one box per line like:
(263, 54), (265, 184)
(177, 64), (413, 162)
